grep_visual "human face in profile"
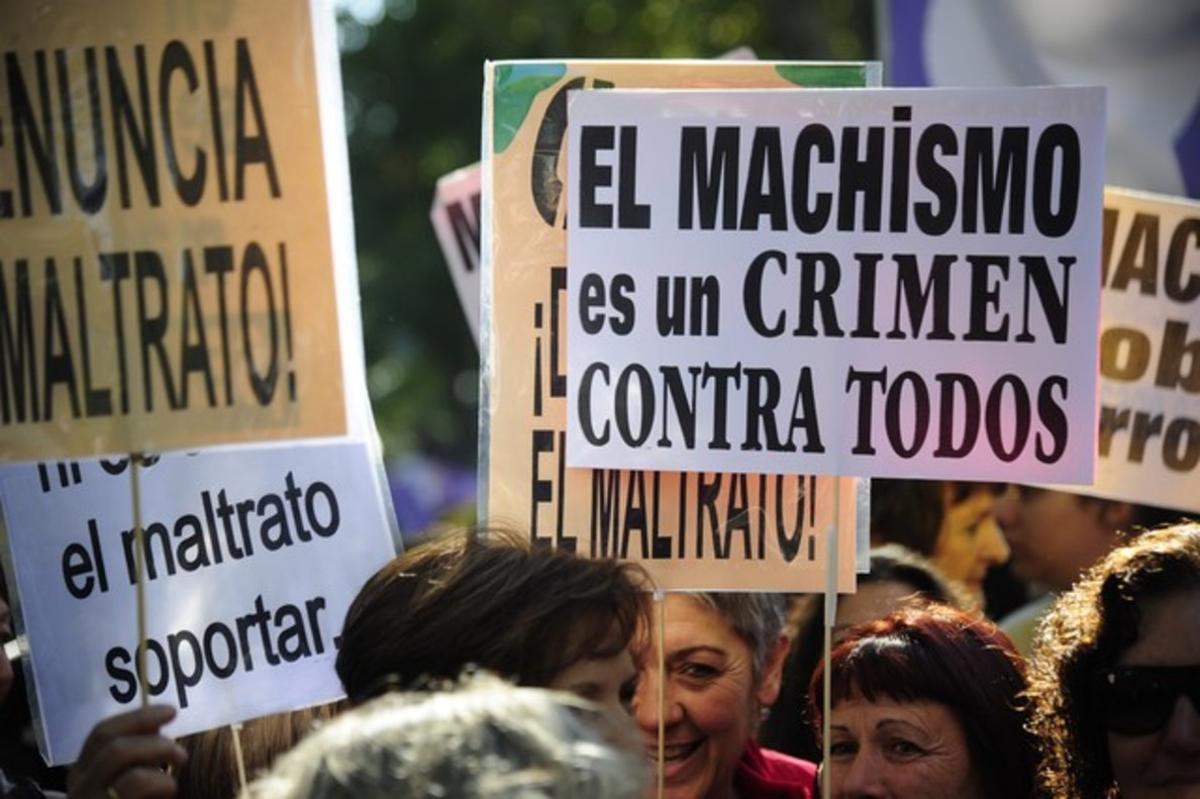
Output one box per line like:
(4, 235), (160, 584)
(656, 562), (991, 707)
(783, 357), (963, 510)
(1107, 588), (1200, 798)
(827, 695), (982, 798)
(550, 648), (638, 719)
(933, 486), (1008, 605)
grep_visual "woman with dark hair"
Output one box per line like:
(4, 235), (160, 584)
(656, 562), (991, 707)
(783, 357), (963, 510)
(1027, 521), (1200, 798)
(810, 603), (1039, 798)
(335, 527), (649, 715)
(870, 479), (1009, 608)
(760, 545), (969, 760)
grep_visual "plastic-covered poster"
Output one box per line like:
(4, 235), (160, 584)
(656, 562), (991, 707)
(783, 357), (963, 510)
(0, 440), (398, 765)
(1038, 187), (1199, 513)
(0, 0), (362, 461)
(480, 60), (879, 591)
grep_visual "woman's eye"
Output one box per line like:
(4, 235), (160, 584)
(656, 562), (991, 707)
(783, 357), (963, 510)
(829, 741), (857, 758)
(679, 662), (720, 680)
(886, 738), (925, 757)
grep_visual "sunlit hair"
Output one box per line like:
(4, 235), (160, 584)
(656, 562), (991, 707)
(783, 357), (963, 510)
(692, 592), (787, 679)
(810, 603), (1039, 799)
(241, 673), (647, 799)
(1027, 521), (1200, 798)
(335, 526), (650, 702)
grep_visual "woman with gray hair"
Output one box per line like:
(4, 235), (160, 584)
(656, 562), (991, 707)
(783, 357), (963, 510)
(240, 673), (646, 799)
(631, 593), (816, 798)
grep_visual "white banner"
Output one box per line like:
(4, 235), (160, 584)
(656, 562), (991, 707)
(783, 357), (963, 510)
(566, 87), (1105, 483)
(0, 441), (396, 764)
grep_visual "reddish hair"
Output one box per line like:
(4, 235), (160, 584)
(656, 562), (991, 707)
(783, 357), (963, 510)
(810, 604), (1039, 799)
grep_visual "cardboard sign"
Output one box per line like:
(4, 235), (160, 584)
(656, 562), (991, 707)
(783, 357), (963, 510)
(430, 165), (482, 345)
(482, 61), (879, 592)
(564, 87), (1105, 484)
(0, 0), (360, 460)
(0, 441), (397, 764)
(1075, 188), (1199, 512)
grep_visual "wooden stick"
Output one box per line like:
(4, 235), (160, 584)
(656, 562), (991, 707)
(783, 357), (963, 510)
(130, 453), (149, 707)
(231, 722), (249, 792)
(655, 589), (666, 799)
(821, 478), (842, 799)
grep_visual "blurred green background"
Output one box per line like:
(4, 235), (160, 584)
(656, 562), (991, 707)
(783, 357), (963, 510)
(336, 0), (876, 521)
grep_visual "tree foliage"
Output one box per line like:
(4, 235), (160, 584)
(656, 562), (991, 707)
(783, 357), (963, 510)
(338, 0), (875, 463)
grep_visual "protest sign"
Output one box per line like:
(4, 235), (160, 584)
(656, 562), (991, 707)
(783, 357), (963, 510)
(430, 165), (482, 345)
(0, 0), (361, 461)
(435, 54), (761, 348)
(0, 441), (397, 764)
(1069, 188), (1199, 512)
(482, 61), (878, 591)
(565, 87), (1105, 484)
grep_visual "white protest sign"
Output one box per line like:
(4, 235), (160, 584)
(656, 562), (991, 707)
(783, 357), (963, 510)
(1079, 187), (1199, 512)
(566, 87), (1105, 483)
(0, 441), (396, 764)
(430, 165), (483, 345)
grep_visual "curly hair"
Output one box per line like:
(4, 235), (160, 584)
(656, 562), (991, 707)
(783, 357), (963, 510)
(1026, 521), (1200, 798)
(244, 673), (647, 798)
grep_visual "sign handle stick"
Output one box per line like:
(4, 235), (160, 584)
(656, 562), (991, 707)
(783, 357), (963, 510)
(129, 453), (150, 707)
(654, 588), (666, 799)
(821, 479), (840, 799)
(231, 722), (248, 791)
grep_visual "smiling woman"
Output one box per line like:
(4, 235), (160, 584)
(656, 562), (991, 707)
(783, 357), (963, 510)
(632, 592), (817, 799)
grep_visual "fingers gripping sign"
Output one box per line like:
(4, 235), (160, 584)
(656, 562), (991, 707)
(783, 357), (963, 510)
(67, 705), (186, 799)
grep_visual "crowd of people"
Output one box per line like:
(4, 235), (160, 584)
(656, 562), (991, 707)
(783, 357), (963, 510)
(0, 480), (1196, 798)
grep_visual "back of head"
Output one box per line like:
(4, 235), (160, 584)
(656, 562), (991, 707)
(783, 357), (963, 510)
(811, 604), (1037, 799)
(336, 527), (648, 701)
(178, 706), (337, 799)
(1028, 521), (1200, 798)
(241, 674), (647, 799)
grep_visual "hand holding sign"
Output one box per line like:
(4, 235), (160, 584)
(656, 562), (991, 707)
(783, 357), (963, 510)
(66, 705), (185, 799)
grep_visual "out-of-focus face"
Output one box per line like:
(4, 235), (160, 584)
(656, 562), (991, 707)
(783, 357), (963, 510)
(932, 486), (1008, 605)
(631, 595), (784, 799)
(550, 649), (638, 719)
(827, 695), (982, 799)
(995, 485), (1119, 590)
(833, 581), (926, 646)
(1108, 588), (1200, 799)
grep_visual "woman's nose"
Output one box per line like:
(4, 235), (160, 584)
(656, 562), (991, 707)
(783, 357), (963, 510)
(835, 750), (886, 798)
(632, 669), (682, 732)
(1162, 693), (1200, 756)
(977, 515), (1011, 566)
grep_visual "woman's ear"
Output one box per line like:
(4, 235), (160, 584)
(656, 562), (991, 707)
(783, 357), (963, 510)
(757, 634), (790, 707)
